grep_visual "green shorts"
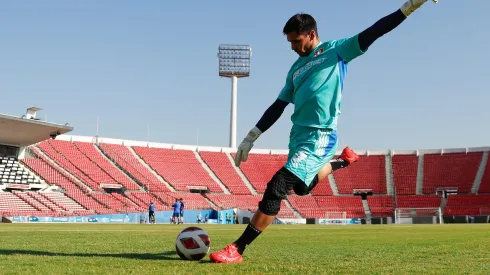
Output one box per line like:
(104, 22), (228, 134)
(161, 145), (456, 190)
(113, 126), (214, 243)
(283, 125), (338, 186)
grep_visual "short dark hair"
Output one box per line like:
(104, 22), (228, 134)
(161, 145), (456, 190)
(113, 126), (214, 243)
(283, 13), (318, 35)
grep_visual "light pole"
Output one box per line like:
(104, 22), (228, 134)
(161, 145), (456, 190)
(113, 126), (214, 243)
(217, 44), (252, 148)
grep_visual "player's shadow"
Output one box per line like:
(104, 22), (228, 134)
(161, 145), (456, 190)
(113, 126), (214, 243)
(0, 249), (180, 261)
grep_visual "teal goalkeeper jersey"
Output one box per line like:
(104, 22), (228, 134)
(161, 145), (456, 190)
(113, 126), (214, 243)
(278, 34), (366, 130)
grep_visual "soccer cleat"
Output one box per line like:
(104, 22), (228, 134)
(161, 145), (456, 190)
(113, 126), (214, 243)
(339, 146), (359, 164)
(209, 244), (243, 263)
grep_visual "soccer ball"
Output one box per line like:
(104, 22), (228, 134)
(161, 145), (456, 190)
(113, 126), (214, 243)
(175, 227), (211, 261)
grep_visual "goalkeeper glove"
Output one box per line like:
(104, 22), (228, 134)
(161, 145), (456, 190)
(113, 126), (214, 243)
(234, 126), (262, 167)
(400, 0), (438, 17)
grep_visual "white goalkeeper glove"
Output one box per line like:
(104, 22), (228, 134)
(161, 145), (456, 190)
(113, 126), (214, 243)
(234, 126), (262, 167)
(400, 0), (438, 17)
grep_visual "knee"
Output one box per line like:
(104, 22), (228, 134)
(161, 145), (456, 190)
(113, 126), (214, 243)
(258, 170), (289, 216)
(293, 183), (309, 196)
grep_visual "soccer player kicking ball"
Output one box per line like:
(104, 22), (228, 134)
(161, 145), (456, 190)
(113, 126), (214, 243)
(210, 0), (439, 264)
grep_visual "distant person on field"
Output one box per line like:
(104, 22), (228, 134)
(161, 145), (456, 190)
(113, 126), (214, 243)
(148, 202), (156, 224)
(179, 198), (185, 224)
(172, 198), (181, 224)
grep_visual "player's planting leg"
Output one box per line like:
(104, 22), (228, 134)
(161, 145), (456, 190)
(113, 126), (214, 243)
(209, 168), (294, 263)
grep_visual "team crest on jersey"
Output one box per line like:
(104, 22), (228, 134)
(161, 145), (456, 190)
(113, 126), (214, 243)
(314, 48), (325, 57)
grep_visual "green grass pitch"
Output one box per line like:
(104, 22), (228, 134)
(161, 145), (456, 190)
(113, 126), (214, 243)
(0, 224), (489, 274)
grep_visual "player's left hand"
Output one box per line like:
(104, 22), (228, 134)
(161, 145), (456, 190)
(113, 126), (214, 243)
(234, 127), (262, 167)
(400, 0), (438, 17)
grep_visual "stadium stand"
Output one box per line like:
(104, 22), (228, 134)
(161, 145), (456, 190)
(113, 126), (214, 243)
(395, 195), (442, 208)
(333, 155), (387, 195)
(444, 194), (490, 216)
(74, 141), (141, 191)
(478, 156), (490, 193)
(234, 153), (287, 193)
(423, 152), (482, 194)
(367, 196), (394, 217)
(0, 156), (40, 186)
(98, 143), (171, 192)
(133, 146), (224, 193)
(0, 112), (489, 222)
(392, 154), (418, 195)
(0, 192), (39, 216)
(199, 151), (253, 195)
(36, 141), (103, 191)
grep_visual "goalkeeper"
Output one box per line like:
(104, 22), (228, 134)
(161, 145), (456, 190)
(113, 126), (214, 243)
(210, 0), (439, 263)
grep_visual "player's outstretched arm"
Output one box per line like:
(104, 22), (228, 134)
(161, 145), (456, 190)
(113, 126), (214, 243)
(358, 0), (438, 51)
(234, 99), (289, 166)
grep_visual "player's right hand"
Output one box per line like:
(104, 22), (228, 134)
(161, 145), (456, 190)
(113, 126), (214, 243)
(400, 0), (438, 17)
(234, 127), (262, 167)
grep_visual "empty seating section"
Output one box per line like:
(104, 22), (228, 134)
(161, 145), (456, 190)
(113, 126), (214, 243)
(41, 192), (88, 212)
(49, 140), (118, 186)
(98, 143), (169, 192)
(392, 155), (418, 195)
(22, 158), (89, 193)
(37, 141), (102, 191)
(12, 191), (52, 213)
(91, 193), (133, 212)
(26, 191), (66, 212)
(74, 142), (140, 190)
(310, 178), (333, 196)
(128, 192), (169, 210)
(199, 151), (251, 194)
(133, 147), (222, 192)
(444, 194), (490, 216)
(235, 153), (287, 193)
(288, 196), (365, 218)
(333, 155), (387, 195)
(423, 153), (482, 194)
(153, 192), (212, 210)
(3, 142), (489, 219)
(287, 196), (320, 218)
(0, 156), (40, 186)
(110, 193), (144, 212)
(396, 195), (441, 208)
(478, 159), (490, 193)
(0, 192), (38, 216)
(367, 196), (394, 217)
(68, 192), (113, 214)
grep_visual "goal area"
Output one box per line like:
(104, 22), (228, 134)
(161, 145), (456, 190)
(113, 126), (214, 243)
(394, 208), (443, 224)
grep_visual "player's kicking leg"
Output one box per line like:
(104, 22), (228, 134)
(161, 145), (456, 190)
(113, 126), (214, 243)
(209, 146), (359, 263)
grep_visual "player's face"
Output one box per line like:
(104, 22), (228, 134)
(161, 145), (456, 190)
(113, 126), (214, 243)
(287, 31), (316, 57)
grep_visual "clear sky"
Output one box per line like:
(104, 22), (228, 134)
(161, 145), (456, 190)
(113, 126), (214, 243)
(1, 1), (488, 151)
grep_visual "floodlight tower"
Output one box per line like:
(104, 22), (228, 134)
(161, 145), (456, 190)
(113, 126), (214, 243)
(218, 44), (252, 148)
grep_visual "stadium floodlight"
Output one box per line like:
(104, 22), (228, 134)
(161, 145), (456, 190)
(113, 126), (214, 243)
(218, 44), (252, 148)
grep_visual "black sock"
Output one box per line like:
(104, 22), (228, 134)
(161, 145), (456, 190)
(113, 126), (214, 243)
(233, 223), (262, 254)
(330, 158), (349, 171)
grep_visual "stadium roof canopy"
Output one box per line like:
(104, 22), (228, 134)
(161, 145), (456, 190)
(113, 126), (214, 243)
(0, 112), (73, 147)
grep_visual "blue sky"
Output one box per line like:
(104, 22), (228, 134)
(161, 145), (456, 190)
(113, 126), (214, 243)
(0, 1), (488, 151)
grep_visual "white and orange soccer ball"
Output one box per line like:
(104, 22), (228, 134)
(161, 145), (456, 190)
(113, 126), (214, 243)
(175, 227), (211, 261)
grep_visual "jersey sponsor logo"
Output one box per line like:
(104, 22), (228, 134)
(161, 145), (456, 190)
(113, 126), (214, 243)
(292, 53), (331, 81)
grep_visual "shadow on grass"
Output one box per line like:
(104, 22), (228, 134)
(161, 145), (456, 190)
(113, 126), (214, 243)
(0, 249), (180, 261)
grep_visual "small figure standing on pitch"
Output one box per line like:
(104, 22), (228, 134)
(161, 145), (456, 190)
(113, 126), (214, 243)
(148, 201), (156, 224)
